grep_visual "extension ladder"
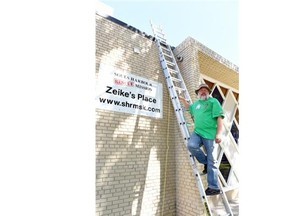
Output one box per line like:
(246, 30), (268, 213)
(150, 21), (235, 216)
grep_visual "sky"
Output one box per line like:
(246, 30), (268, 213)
(97, 0), (238, 65)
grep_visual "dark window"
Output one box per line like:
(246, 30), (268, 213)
(230, 121), (239, 144)
(219, 154), (231, 182)
(212, 87), (224, 105)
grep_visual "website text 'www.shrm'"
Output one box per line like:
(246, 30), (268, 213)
(98, 98), (161, 113)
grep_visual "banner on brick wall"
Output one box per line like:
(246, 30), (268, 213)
(96, 64), (163, 118)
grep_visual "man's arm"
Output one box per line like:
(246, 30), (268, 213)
(178, 96), (190, 109)
(215, 116), (223, 143)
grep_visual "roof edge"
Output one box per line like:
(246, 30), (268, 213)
(96, 12), (156, 42)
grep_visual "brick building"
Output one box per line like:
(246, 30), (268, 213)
(96, 11), (239, 216)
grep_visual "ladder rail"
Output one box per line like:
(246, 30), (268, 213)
(152, 22), (213, 216)
(165, 45), (192, 103)
(151, 21), (235, 216)
(157, 40), (190, 140)
(218, 179), (234, 215)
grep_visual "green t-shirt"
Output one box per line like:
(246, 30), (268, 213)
(189, 97), (225, 139)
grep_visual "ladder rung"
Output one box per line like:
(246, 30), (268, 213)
(154, 28), (165, 34)
(160, 46), (170, 52)
(156, 35), (166, 41)
(171, 77), (182, 83)
(166, 61), (175, 66)
(155, 30), (165, 36)
(163, 52), (173, 58)
(168, 68), (178, 74)
(157, 36), (167, 42)
(174, 86), (185, 93)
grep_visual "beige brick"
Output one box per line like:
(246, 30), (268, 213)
(96, 13), (238, 216)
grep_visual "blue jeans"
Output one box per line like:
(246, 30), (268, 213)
(187, 132), (219, 190)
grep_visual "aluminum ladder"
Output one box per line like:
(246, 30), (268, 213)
(150, 21), (234, 216)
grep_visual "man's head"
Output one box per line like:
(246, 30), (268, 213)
(195, 83), (211, 100)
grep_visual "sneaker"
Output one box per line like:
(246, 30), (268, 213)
(205, 187), (221, 196)
(201, 164), (207, 175)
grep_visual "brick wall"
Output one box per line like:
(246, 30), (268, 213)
(96, 14), (177, 216)
(96, 13), (239, 216)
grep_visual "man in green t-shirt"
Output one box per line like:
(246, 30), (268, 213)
(179, 83), (224, 196)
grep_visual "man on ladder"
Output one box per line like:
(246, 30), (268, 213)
(179, 83), (225, 196)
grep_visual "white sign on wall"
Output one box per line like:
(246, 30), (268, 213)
(96, 64), (163, 118)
